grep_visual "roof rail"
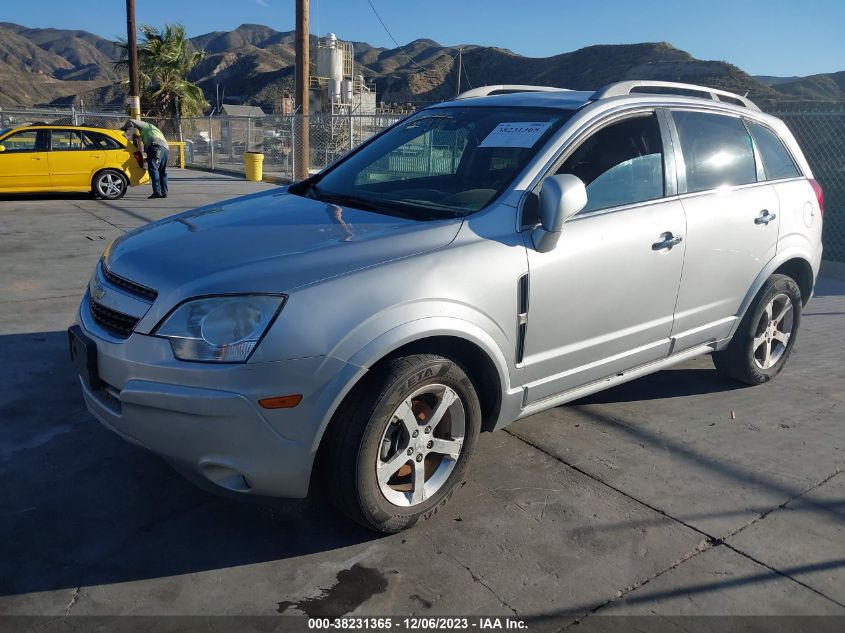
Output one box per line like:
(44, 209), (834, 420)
(453, 85), (569, 100)
(592, 80), (761, 111)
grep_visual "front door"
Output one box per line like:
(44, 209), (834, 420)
(0, 129), (51, 190)
(668, 110), (781, 349)
(522, 111), (686, 404)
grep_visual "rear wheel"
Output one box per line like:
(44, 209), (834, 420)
(92, 170), (128, 200)
(324, 354), (481, 532)
(713, 274), (802, 385)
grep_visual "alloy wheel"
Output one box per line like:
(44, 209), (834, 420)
(752, 293), (794, 370)
(376, 383), (465, 507)
(97, 173), (124, 198)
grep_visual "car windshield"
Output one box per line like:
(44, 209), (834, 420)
(0, 128), (10, 137)
(296, 106), (572, 220)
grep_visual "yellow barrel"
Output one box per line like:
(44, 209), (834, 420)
(243, 152), (264, 182)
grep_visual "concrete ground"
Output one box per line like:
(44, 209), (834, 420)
(1, 169), (843, 625)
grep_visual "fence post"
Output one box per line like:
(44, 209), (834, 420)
(176, 97), (183, 142)
(291, 114), (296, 181)
(209, 115), (215, 171)
(349, 110), (354, 152)
(248, 117), (252, 153)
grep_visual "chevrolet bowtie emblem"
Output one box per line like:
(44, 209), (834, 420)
(90, 279), (106, 301)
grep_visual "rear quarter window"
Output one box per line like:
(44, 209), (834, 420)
(673, 111), (757, 193)
(746, 121), (801, 181)
(82, 131), (124, 150)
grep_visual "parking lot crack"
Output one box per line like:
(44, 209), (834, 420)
(64, 586), (81, 616)
(717, 541), (845, 609)
(66, 202), (126, 233)
(422, 533), (518, 615)
(558, 538), (716, 630)
(726, 468), (843, 540)
(506, 428), (845, 617)
(504, 428), (713, 540)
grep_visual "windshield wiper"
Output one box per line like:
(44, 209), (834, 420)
(316, 190), (466, 221)
(317, 193), (386, 212)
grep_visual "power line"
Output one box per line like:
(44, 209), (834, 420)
(461, 53), (474, 90)
(364, 0), (440, 75)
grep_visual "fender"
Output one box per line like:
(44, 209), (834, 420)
(306, 315), (521, 455)
(727, 246), (816, 341)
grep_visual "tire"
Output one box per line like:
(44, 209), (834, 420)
(713, 274), (802, 385)
(323, 354), (482, 532)
(92, 170), (128, 200)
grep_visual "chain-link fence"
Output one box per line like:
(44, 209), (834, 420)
(766, 107), (845, 262)
(0, 106), (126, 130)
(3, 104), (844, 262)
(178, 112), (406, 180)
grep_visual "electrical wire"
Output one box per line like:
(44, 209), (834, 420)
(461, 53), (474, 90)
(365, 0), (442, 76)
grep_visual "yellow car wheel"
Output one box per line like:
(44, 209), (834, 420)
(92, 169), (128, 200)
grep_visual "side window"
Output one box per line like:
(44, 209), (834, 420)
(51, 130), (84, 151)
(82, 131), (123, 150)
(555, 114), (665, 214)
(673, 111), (757, 193)
(746, 121), (800, 181)
(1, 130), (41, 153)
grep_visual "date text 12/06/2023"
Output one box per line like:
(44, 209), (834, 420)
(306, 617), (529, 630)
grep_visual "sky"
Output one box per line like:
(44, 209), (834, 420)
(3, 0), (843, 77)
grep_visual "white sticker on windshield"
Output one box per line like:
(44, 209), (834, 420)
(479, 121), (554, 148)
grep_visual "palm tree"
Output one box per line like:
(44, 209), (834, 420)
(116, 24), (208, 117)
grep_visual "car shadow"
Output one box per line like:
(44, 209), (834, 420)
(813, 275), (845, 297)
(0, 330), (378, 598)
(572, 365), (743, 405)
(0, 192), (96, 202)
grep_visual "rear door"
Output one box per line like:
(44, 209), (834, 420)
(745, 119), (820, 263)
(521, 110), (687, 403)
(668, 109), (780, 350)
(48, 129), (104, 188)
(0, 129), (51, 190)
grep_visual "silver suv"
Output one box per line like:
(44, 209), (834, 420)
(70, 81), (824, 532)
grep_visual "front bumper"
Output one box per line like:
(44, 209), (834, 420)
(75, 292), (358, 498)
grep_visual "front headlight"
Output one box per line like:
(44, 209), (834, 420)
(154, 295), (285, 362)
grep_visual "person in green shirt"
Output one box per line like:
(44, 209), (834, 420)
(121, 119), (170, 199)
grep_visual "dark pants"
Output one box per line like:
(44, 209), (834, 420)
(146, 145), (169, 196)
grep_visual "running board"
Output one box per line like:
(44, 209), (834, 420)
(517, 343), (715, 419)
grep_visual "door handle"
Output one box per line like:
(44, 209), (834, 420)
(755, 210), (777, 225)
(30, 157), (41, 161)
(652, 232), (683, 251)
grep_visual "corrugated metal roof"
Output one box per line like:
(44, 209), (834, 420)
(220, 105), (266, 117)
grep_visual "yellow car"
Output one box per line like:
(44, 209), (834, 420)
(0, 124), (149, 199)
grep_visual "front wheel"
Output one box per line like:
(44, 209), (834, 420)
(713, 274), (802, 385)
(324, 354), (482, 532)
(92, 170), (128, 200)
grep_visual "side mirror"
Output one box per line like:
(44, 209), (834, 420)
(0, 145), (6, 152)
(532, 174), (587, 252)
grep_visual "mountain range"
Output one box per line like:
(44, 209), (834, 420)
(1, 21), (843, 111)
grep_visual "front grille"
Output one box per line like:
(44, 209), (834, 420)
(89, 300), (139, 338)
(101, 263), (158, 302)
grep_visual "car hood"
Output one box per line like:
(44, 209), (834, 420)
(105, 188), (462, 308)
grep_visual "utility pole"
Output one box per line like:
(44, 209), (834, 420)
(455, 48), (462, 96)
(125, 0), (141, 118)
(294, 0), (310, 180)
